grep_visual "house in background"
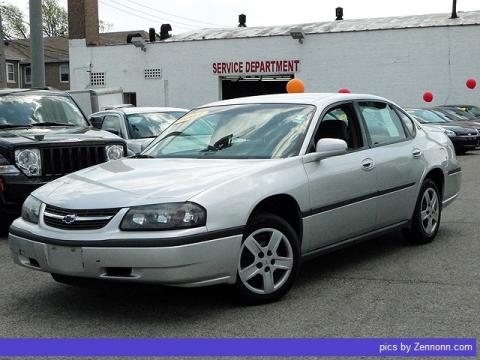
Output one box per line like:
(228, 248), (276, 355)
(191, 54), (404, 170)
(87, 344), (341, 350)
(4, 37), (70, 90)
(3, 31), (148, 97)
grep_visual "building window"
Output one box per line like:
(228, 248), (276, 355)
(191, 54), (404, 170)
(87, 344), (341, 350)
(24, 66), (31, 84)
(59, 64), (69, 83)
(6, 63), (15, 83)
(90, 72), (105, 86)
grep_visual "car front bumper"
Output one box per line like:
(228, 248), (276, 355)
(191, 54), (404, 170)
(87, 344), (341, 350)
(451, 135), (479, 149)
(9, 228), (242, 287)
(0, 174), (49, 215)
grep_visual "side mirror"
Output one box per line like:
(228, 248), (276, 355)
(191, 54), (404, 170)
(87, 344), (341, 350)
(303, 138), (348, 163)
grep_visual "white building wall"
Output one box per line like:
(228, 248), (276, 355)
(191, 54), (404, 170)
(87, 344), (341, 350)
(70, 25), (480, 109)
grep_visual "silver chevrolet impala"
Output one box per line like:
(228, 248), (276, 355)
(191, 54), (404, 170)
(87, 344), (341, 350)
(9, 93), (461, 304)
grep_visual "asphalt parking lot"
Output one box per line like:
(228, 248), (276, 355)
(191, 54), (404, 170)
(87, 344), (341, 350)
(0, 153), (479, 354)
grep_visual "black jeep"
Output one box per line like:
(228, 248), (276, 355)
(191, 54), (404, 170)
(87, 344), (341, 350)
(0, 89), (127, 223)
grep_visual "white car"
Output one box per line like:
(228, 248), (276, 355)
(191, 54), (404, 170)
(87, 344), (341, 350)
(89, 107), (188, 154)
(9, 93), (461, 304)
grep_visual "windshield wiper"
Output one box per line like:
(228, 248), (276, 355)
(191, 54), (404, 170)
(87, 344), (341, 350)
(133, 154), (155, 159)
(30, 122), (75, 127)
(0, 124), (32, 129)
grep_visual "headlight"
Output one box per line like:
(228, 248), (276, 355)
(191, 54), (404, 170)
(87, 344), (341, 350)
(21, 195), (42, 224)
(105, 145), (124, 161)
(14, 149), (41, 176)
(0, 154), (20, 175)
(120, 202), (206, 231)
(444, 129), (456, 137)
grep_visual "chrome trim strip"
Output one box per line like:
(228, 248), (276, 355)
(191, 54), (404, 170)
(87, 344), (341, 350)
(43, 211), (113, 222)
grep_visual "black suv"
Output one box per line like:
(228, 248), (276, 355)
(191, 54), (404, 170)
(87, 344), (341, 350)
(0, 89), (127, 219)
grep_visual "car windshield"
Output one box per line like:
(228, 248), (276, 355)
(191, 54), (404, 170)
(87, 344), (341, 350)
(434, 108), (471, 121)
(143, 103), (315, 159)
(452, 106), (480, 118)
(407, 109), (449, 123)
(126, 111), (185, 139)
(0, 94), (87, 128)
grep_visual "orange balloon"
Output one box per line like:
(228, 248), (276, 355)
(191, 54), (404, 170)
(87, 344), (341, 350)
(286, 79), (305, 93)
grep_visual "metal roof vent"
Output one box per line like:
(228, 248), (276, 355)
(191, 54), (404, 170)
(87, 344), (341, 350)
(160, 24), (172, 40)
(149, 28), (156, 42)
(451, 0), (458, 19)
(336, 7), (344, 21)
(239, 14), (247, 27)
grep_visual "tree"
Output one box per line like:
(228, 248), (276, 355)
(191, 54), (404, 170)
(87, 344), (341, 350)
(42, 0), (68, 37)
(1, 0), (111, 40)
(0, 4), (29, 39)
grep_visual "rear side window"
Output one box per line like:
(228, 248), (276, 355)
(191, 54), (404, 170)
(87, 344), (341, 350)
(101, 115), (123, 136)
(358, 102), (407, 146)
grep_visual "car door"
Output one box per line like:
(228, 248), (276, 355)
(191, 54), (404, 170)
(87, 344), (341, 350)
(357, 101), (425, 228)
(302, 101), (378, 253)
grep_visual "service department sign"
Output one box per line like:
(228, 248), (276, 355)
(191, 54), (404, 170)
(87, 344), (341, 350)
(213, 59), (300, 75)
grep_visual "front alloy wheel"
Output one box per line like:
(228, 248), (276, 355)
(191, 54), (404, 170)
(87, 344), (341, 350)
(236, 213), (299, 304)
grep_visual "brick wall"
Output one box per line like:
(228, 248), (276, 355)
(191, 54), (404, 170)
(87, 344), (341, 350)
(68, 0), (99, 45)
(19, 62), (70, 90)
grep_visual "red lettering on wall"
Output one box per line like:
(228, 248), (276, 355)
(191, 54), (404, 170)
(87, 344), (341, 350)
(212, 60), (301, 74)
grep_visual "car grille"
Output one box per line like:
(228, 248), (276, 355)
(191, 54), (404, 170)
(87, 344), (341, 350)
(43, 204), (120, 230)
(41, 146), (107, 177)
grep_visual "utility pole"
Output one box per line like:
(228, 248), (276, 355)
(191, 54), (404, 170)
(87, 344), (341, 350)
(29, 0), (45, 87)
(0, 9), (7, 88)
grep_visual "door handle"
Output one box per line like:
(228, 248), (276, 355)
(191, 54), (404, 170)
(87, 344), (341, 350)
(361, 158), (375, 171)
(412, 148), (422, 158)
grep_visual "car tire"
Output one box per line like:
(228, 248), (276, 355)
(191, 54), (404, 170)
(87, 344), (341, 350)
(0, 213), (13, 234)
(455, 146), (466, 155)
(235, 213), (300, 305)
(406, 179), (442, 245)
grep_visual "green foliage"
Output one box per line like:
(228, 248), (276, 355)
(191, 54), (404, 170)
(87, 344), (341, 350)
(0, 4), (29, 39)
(42, 0), (68, 37)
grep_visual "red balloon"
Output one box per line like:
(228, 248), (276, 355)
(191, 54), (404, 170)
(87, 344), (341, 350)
(423, 92), (434, 103)
(466, 78), (477, 89)
(338, 88), (351, 93)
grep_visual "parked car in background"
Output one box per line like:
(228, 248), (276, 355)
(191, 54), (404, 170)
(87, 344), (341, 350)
(0, 89), (127, 224)
(432, 106), (480, 127)
(406, 108), (480, 153)
(89, 107), (188, 154)
(440, 105), (480, 120)
(9, 93), (461, 304)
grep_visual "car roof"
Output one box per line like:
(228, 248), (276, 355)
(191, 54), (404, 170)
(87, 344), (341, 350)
(0, 88), (68, 97)
(199, 93), (392, 108)
(91, 107), (189, 116)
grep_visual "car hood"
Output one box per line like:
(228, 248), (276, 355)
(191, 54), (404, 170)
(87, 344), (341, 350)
(446, 120), (480, 130)
(423, 123), (477, 135)
(441, 124), (478, 135)
(0, 126), (121, 146)
(33, 158), (280, 209)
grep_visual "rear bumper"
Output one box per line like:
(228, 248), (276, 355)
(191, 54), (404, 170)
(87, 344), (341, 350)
(8, 230), (242, 287)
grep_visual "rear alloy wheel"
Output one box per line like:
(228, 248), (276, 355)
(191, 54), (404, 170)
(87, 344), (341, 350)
(407, 179), (441, 244)
(235, 213), (299, 304)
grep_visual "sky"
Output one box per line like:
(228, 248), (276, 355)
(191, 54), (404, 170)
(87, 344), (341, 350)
(8, 0), (480, 34)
